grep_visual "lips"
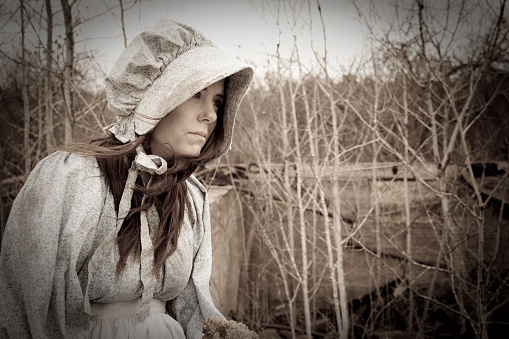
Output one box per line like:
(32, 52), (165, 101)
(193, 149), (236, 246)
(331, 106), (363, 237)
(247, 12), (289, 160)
(190, 132), (207, 140)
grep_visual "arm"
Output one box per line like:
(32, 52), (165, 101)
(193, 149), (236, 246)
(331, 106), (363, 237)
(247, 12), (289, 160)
(167, 176), (225, 339)
(0, 152), (104, 339)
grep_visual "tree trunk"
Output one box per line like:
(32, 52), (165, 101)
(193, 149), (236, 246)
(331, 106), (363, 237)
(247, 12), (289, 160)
(118, 0), (128, 48)
(278, 83), (297, 337)
(60, 0), (74, 145)
(326, 82), (349, 339)
(21, 0), (30, 178)
(402, 76), (415, 333)
(45, 0), (54, 151)
(289, 80), (312, 339)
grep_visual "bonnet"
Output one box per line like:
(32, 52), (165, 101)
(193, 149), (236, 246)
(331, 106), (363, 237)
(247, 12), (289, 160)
(105, 19), (254, 160)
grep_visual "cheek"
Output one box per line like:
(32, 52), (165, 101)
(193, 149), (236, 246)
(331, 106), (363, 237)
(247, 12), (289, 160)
(207, 122), (218, 140)
(152, 119), (173, 144)
(208, 123), (217, 134)
(152, 125), (164, 143)
(156, 115), (176, 134)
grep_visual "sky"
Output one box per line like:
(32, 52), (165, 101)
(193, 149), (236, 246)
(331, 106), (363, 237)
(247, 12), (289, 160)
(76, 0), (365, 75)
(1, 0), (496, 83)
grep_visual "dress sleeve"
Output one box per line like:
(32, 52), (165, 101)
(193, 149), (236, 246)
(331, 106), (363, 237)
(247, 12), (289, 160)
(167, 176), (225, 339)
(0, 151), (105, 339)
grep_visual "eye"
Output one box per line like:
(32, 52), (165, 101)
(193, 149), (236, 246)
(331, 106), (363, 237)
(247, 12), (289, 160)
(213, 98), (224, 110)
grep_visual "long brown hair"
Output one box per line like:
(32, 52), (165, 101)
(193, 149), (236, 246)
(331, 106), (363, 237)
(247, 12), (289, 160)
(66, 111), (224, 277)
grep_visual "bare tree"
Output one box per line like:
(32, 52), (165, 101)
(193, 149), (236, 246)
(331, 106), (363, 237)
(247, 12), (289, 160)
(352, 0), (509, 337)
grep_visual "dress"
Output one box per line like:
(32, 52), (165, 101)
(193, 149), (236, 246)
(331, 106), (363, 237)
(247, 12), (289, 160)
(0, 151), (224, 339)
(87, 298), (185, 339)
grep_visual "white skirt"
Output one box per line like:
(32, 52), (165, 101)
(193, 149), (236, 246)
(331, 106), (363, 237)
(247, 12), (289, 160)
(88, 298), (186, 339)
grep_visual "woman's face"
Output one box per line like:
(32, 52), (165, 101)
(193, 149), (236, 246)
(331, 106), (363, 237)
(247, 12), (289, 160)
(150, 79), (225, 160)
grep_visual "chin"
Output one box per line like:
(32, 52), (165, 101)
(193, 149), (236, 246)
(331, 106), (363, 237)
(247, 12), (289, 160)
(178, 150), (201, 158)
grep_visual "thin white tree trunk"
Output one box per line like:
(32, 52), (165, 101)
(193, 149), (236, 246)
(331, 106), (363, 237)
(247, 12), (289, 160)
(277, 83), (297, 336)
(371, 83), (382, 322)
(327, 85), (349, 339)
(402, 76), (415, 332)
(289, 80), (312, 339)
(312, 0), (349, 335)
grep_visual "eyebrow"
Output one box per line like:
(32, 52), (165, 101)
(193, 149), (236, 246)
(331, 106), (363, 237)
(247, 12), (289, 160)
(202, 87), (225, 97)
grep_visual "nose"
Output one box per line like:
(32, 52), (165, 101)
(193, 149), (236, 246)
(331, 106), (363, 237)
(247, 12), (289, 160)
(199, 102), (218, 124)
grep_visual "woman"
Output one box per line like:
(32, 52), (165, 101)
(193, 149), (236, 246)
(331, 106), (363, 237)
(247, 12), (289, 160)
(0, 19), (254, 338)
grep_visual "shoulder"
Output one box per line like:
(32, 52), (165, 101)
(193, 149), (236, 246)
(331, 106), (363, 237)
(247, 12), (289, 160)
(20, 151), (104, 200)
(30, 150), (101, 180)
(3, 152), (106, 263)
(35, 150), (100, 175)
(186, 174), (209, 222)
(186, 174), (207, 196)
(7, 151), (107, 245)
